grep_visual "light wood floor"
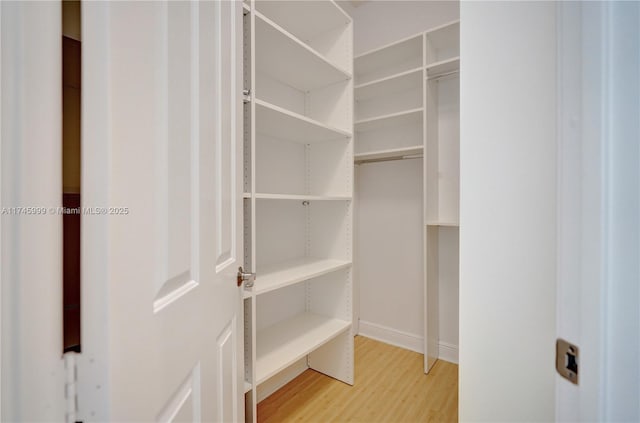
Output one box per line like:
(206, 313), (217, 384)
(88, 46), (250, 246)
(257, 336), (458, 423)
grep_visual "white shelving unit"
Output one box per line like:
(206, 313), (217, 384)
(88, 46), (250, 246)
(424, 20), (460, 373)
(243, 2), (354, 422)
(355, 34), (423, 85)
(354, 145), (423, 164)
(354, 20), (460, 373)
(255, 99), (351, 144)
(255, 258), (352, 296)
(255, 312), (351, 384)
(426, 56), (460, 78)
(354, 34), (425, 160)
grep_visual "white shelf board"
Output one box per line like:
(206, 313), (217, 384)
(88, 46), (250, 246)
(255, 257), (352, 295)
(255, 98), (351, 144)
(254, 193), (351, 201)
(243, 289), (252, 299)
(355, 34), (422, 84)
(255, 12), (351, 92)
(255, 0), (350, 43)
(354, 146), (423, 163)
(244, 381), (252, 394)
(426, 57), (460, 79)
(256, 312), (351, 384)
(355, 108), (423, 133)
(355, 67), (423, 102)
(425, 19), (460, 46)
(243, 192), (251, 199)
(242, 2), (250, 13)
(426, 221), (460, 227)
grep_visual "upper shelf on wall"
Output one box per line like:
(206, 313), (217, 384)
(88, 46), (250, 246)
(355, 67), (423, 101)
(355, 34), (423, 86)
(425, 20), (460, 68)
(255, 98), (352, 143)
(354, 145), (423, 164)
(354, 20), (460, 86)
(355, 107), (423, 133)
(255, 0), (351, 46)
(425, 56), (460, 79)
(255, 12), (352, 92)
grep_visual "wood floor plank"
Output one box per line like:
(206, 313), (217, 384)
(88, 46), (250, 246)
(257, 336), (458, 423)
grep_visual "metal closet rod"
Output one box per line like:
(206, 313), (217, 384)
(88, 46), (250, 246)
(355, 154), (423, 165)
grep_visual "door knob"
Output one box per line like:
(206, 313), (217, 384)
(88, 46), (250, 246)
(237, 266), (255, 288)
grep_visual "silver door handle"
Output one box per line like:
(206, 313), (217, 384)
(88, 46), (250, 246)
(237, 266), (255, 288)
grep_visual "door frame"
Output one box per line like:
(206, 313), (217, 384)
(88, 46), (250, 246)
(0, 2), (66, 421)
(556, 1), (640, 420)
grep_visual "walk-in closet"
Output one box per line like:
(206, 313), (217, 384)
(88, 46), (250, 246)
(6, 0), (626, 421)
(241, 1), (459, 421)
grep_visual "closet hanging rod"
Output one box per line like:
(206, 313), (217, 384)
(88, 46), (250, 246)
(355, 154), (423, 165)
(428, 69), (459, 81)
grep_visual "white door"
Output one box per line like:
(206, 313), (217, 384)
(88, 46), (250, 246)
(79, 1), (244, 421)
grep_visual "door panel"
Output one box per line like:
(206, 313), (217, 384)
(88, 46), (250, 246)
(216, 322), (237, 423)
(81, 2), (243, 421)
(215, 0), (237, 272)
(154, 1), (199, 313)
(157, 365), (201, 423)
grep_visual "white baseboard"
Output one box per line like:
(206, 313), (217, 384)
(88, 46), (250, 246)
(256, 358), (308, 403)
(358, 320), (423, 353)
(358, 320), (459, 364)
(438, 341), (459, 364)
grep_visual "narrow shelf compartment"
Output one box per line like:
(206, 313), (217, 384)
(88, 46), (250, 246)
(355, 108), (423, 133)
(425, 20), (460, 67)
(255, 257), (352, 295)
(254, 1), (351, 49)
(355, 34), (423, 85)
(426, 56), (460, 79)
(354, 146), (423, 164)
(255, 98), (351, 144)
(255, 12), (351, 92)
(254, 193), (351, 201)
(255, 312), (351, 384)
(355, 67), (423, 101)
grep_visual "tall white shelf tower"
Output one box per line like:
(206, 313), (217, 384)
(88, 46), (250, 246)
(241, 1), (354, 421)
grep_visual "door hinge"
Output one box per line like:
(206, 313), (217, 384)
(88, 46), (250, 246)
(64, 352), (79, 423)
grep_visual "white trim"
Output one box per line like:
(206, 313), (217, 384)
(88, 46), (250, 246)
(0, 3), (3, 417)
(78, 2), (112, 420)
(357, 320), (423, 354)
(438, 341), (458, 364)
(0, 2), (65, 419)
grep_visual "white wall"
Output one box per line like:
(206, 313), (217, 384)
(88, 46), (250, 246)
(604, 2), (640, 420)
(351, 1), (459, 55)
(356, 160), (425, 352)
(459, 2), (557, 421)
(351, 1), (460, 361)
